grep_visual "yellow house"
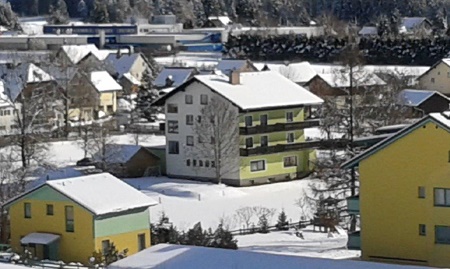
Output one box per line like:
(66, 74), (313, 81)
(342, 111), (450, 267)
(90, 71), (123, 115)
(418, 59), (450, 95)
(5, 173), (157, 264)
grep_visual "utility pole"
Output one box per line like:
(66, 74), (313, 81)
(349, 59), (355, 197)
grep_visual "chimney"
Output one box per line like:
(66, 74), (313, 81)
(229, 71), (240, 85)
(128, 45), (134, 55)
(116, 48), (122, 59)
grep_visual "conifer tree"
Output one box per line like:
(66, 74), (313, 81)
(276, 210), (289, 231)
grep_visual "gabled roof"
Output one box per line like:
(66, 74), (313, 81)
(109, 243), (430, 269)
(5, 173), (158, 216)
(41, 66), (78, 87)
(358, 26), (378, 36)
(342, 111), (450, 169)
(315, 72), (386, 88)
(216, 59), (257, 76)
(398, 89), (450, 107)
(154, 67), (197, 88)
(93, 144), (158, 163)
(122, 72), (141, 86)
(154, 71), (323, 111)
(90, 71), (122, 92)
(254, 62), (317, 84)
(105, 53), (144, 78)
(61, 44), (103, 65)
(402, 17), (431, 30)
(417, 58), (450, 81)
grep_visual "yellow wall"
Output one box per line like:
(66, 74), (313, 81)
(359, 121), (450, 267)
(240, 131), (305, 147)
(419, 62), (450, 95)
(99, 92), (117, 113)
(9, 199), (95, 264)
(94, 229), (150, 256)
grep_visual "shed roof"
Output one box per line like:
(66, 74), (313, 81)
(398, 89), (450, 107)
(154, 67), (197, 88)
(93, 144), (158, 163)
(90, 71), (122, 92)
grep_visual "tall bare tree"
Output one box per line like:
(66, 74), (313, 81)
(192, 96), (239, 184)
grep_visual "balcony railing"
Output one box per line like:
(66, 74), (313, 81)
(239, 119), (321, 135)
(239, 139), (350, 156)
(346, 195), (360, 214)
(347, 231), (361, 250)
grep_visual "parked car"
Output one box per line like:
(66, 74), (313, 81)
(76, 157), (97, 167)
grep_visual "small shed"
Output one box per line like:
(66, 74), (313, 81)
(94, 144), (160, 178)
(398, 89), (450, 116)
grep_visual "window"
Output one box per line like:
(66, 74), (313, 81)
(106, 105), (113, 113)
(168, 141), (179, 154)
(168, 121), (179, 133)
(419, 224), (426, 236)
(438, 72), (441, 75)
(261, 136), (268, 147)
(46, 204), (54, 216)
(185, 95), (193, 104)
(167, 104), (178, 113)
(24, 203), (31, 219)
(250, 160), (265, 172)
(447, 72), (450, 78)
(211, 161), (215, 167)
(211, 136), (215, 144)
(260, 114), (268, 126)
(436, 226), (450, 244)
(200, 94), (208, 105)
(65, 206), (74, 232)
(245, 137), (253, 148)
(284, 156), (298, 167)
(102, 240), (110, 254)
(418, 186), (426, 198)
(199, 160), (203, 167)
(197, 116), (202, 123)
(245, 116), (253, 127)
(286, 112), (294, 122)
(186, 136), (194, 146)
(138, 234), (146, 251)
(186, 115), (194, 125)
(205, 160), (210, 167)
(431, 78), (435, 83)
(186, 159), (191, 166)
(287, 132), (295, 143)
(434, 188), (450, 206)
(193, 159), (197, 166)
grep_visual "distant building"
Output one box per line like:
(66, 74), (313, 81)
(397, 89), (450, 116)
(105, 51), (152, 82)
(203, 16), (232, 28)
(358, 26), (378, 36)
(400, 17), (433, 35)
(215, 59), (258, 76)
(154, 67), (199, 90)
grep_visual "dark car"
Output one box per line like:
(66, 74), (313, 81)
(76, 157), (97, 167)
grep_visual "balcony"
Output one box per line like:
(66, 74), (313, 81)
(239, 119), (321, 135)
(239, 139), (350, 156)
(347, 231), (361, 250)
(346, 195), (360, 214)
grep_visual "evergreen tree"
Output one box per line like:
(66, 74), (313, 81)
(201, 0), (222, 17)
(108, 0), (132, 23)
(77, 0), (88, 19)
(134, 69), (159, 122)
(48, 0), (70, 25)
(0, 2), (21, 31)
(276, 210), (289, 231)
(208, 224), (238, 249)
(150, 212), (181, 245)
(185, 222), (208, 246)
(90, 0), (110, 23)
(258, 215), (269, 233)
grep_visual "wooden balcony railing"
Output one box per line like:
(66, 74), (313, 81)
(239, 119), (321, 135)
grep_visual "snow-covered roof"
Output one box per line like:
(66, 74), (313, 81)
(90, 71), (122, 92)
(45, 173), (157, 215)
(398, 89), (449, 107)
(358, 26), (378, 36)
(109, 243), (430, 269)
(41, 66), (78, 86)
(0, 263), (31, 269)
(193, 71), (323, 110)
(316, 72), (386, 88)
(0, 63), (53, 102)
(154, 67), (196, 88)
(61, 44), (102, 65)
(216, 59), (255, 76)
(21, 233), (60, 245)
(93, 144), (155, 163)
(254, 62), (317, 84)
(402, 17), (429, 31)
(123, 72), (141, 86)
(105, 53), (142, 78)
(160, 87), (176, 95)
(208, 16), (232, 26)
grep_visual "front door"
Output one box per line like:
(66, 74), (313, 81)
(43, 245), (50, 260)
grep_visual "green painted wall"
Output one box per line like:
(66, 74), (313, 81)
(148, 148), (166, 174)
(239, 150), (311, 180)
(94, 209), (150, 238)
(14, 185), (70, 204)
(240, 131), (305, 147)
(239, 108), (304, 127)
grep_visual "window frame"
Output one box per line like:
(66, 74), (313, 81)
(167, 104), (178, 113)
(24, 203), (31, 219)
(167, 120), (179, 134)
(260, 114), (268, 126)
(200, 94), (208, 105)
(65, 206), (74, 233)
(46, 204), (54, 216)
(287, 132), (295, 143)
(283, 156), (298, 168)
(286, 111), (294, 123)
(434, 188), (450, 207)
(419, 224), (426, 236)
(435, 225), (450, 244)
(102, 240), (110, 254)
(186, 115), (194, 125)
(250, 160), (266, 172)
(168, 141), (179, 154)
(138, 233), (146, 251)
(186, 136), (194, 146)
(186, 159), (191, 166)
(185, 94), (193, 104)
(431, 78), (435, 83)
(418, 186), (426, 199)
(244, 115), (253, 127)
(260, 135), (268, 147)
(245, 137), (253, 149)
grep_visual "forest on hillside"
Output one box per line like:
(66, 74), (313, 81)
(6, 0), (450, 27)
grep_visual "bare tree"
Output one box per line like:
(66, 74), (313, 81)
(192, 96), (239, 184)
(235, 207), (254, 229)
(87, 122), (115, 170)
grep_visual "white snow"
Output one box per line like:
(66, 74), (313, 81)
(0, 263), (29, 269)
(194, 72), (323, 110)
(123, 72), (141, 86)
(93, 144), (144, 163)
(61, 44), (100, 65)
(20, 232), (59, 245)
(109, 243), (427, 269)
(90, 71), (123, 92)
(315, 72), (386, 88)
(254, 62), (317, 84)
(208, 16), (232, 26)
(105, 53), (141, 78)
(430, 111), (450, 128)
(47, 173), (157, 215)
(216, 59), (250, 75)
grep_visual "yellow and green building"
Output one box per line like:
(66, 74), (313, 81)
(154, 70), (324, 186)
(5, 173), (157, 264)
(342, 111), (450, 267)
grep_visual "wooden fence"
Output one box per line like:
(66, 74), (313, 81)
(229, 220), (312, 236)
